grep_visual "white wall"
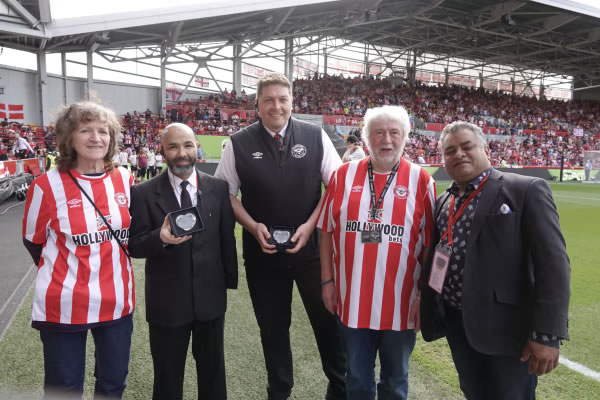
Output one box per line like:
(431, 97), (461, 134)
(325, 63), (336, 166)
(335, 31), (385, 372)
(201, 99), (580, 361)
(0, 66), (160, 125)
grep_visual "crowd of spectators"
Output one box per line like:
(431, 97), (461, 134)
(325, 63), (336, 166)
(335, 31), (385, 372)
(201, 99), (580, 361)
(2, 74), (600, 170)
(163, 89), (255, 136)
(401, 132), (600, 168)
(293, 74), (600, 136)
(0, 120), (55, 161)
(118, 90), (256, 156)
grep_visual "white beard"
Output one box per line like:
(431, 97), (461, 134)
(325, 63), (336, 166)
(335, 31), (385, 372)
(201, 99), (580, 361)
(371, 150), (401, 167)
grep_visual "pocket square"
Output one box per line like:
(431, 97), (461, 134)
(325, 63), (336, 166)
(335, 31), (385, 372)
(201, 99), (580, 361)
(498, 203), (512, 215)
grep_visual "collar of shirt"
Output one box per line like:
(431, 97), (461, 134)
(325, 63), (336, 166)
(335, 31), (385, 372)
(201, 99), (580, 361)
(263, 121), (289, 139)
(168, 168), (197, 197)
(447, 167), (492, 197)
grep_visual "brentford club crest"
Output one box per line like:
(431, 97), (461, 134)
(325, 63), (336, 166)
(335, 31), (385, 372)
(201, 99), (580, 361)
(291, 144), (307, 159)
(114, 192), (128, 208)
(394, 185), (409, 200)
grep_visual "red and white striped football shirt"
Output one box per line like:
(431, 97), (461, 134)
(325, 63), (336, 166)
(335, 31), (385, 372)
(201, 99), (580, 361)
(22, 167), (135, 324)
(317, 157), (435, 331)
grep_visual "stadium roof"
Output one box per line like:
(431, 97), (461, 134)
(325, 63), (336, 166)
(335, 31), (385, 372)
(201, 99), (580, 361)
(1, 0), (600, 86)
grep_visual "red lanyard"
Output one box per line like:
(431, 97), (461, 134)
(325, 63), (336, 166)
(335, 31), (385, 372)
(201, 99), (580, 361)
(441, 175), (489, 247)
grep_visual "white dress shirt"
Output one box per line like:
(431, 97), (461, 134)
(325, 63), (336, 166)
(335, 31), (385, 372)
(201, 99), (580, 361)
(167, 168), (198, 207)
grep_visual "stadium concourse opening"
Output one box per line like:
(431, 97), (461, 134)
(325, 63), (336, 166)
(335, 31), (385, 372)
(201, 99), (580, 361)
(0, 0), (600, 398)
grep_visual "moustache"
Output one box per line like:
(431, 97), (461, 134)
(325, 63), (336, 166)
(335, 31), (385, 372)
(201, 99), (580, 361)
(172, 156), (194, 164)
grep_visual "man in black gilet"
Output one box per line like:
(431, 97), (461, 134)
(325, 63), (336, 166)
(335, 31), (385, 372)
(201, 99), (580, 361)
(215, 73), (346, 400)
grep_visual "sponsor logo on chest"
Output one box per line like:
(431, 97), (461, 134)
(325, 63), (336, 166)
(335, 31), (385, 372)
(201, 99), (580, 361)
(345, 220), (405, 243)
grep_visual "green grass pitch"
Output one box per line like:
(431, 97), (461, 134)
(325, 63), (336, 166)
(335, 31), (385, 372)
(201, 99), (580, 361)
(0, 181), (598, 399)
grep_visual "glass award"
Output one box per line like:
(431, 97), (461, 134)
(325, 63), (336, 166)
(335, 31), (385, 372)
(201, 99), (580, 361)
(168, 206), (204, 237)
(268, 225), (295, 252)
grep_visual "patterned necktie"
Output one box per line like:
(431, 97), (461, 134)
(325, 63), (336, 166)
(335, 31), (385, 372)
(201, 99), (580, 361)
(180, 180), (192, 209)
(274, 133), (283, 150)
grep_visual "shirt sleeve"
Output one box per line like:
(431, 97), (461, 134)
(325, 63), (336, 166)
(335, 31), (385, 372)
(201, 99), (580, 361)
(349, 148), (366, 161)
(418, 173), (436, 270)
(24, 139), (34, 152)
(423, 174), (436, 248)
(214, 140), (241, 196)
(22, 180), (50, 245)
(320, 129), (342, 186)
(531, 330), (562, 348)
(316, 171), (337, 232)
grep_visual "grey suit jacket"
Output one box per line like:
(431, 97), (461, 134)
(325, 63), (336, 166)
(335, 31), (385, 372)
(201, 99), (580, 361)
(420, 168), (570, 356)
(128, 168), (238, 327)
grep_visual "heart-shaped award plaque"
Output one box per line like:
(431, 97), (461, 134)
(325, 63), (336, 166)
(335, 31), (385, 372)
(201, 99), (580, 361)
(273, 229), (291, 244)
(175, 213), (197, 231)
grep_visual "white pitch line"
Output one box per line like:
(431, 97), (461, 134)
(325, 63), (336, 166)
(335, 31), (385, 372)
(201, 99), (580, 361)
(560, 356), (600, 382)
(553, 194), (600, 201)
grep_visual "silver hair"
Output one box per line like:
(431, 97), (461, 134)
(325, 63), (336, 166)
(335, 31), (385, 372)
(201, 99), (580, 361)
(439, 121), (486, 150)
(361, 106), (411, 154)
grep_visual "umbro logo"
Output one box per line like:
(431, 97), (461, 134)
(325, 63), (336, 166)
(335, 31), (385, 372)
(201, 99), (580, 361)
(252, 152), (263, 159)
(67, 199), (82, 208)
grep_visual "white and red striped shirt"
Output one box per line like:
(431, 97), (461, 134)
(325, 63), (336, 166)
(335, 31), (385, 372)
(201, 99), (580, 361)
(317, 157), (435, 331)
(22, 167), (135, 324)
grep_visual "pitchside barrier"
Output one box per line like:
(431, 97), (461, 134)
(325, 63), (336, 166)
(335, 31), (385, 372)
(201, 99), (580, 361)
(0, 157), (44, 178)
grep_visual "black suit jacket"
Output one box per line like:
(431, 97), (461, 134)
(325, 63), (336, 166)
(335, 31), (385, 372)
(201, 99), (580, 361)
(128, 168), (238, 327)
(420, 168), (570, 356)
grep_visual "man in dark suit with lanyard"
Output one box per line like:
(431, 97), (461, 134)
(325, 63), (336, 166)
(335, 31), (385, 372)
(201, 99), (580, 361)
(420, 121), (570, 399)
(129, 123), (237, 400)
(215, 72), (346, 400)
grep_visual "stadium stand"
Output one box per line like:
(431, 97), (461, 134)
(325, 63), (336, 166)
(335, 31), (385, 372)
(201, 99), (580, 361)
(3, 76), (599, 169)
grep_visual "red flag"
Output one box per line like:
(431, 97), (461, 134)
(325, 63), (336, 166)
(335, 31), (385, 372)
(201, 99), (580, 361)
(8, 104), (23, 111)
(9, 113), (24, 119)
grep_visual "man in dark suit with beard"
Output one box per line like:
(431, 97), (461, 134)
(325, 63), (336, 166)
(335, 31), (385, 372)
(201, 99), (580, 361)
(420, 121), (570, 400)
(129, 123), (237, 400)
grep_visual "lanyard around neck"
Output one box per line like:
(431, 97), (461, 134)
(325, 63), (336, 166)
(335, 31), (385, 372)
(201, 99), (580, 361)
(367, 159), (399, 221)
(441, 175), (489, 246)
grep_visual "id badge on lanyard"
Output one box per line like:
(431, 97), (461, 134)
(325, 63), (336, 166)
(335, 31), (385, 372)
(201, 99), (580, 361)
(361, 229), (382, 244)
(428, 244), (451, 294)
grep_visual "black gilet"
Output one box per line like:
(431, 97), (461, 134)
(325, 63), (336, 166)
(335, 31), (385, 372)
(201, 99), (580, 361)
(231, 118), (323, 265)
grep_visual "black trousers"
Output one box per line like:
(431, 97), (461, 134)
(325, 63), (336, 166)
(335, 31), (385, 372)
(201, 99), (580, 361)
(444, 307), (537, 400)
(148, 317), (226, 400)
(246, 259), (346, 400)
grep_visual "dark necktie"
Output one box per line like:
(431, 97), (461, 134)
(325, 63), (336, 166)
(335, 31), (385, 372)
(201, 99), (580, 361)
(180, 180), (192, 209)
(274, 133), (283, 150)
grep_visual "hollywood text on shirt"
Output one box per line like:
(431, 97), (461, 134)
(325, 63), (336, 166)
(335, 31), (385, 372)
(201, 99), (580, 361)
(345, 220), (405, 243)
